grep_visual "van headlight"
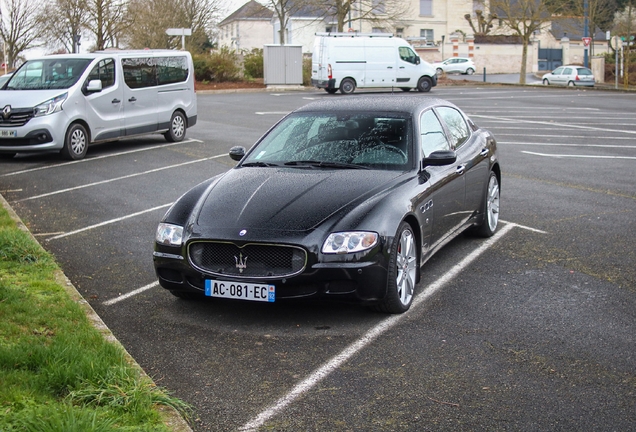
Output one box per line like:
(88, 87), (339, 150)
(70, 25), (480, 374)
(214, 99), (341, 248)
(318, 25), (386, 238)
(156, 223), (184, 246)
(34, 93), (68, 117)
(322, 231), (378, 254)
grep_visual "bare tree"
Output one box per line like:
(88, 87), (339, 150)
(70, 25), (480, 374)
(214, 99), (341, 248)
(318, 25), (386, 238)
(86, 0), (131, 50)
(39, 0), (89, 53)
(465, 10), (498, 35)
(613, 0), (635, 87)
(490, 0), (561, 84)
(311, 0), (411, 33)
(0, 0), (41, 67)
(126, 0), (219, 51)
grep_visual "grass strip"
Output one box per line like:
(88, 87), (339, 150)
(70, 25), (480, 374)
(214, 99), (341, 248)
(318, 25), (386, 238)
(0, 201), (191, 431)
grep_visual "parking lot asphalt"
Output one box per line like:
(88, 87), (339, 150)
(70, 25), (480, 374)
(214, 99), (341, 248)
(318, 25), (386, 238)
(1, 85), (635, 431)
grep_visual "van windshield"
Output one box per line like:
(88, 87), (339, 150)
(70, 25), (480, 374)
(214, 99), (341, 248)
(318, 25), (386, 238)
(6, 58), (93, 90)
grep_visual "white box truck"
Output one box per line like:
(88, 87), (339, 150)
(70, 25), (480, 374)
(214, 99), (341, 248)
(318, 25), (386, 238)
(311, 33), (437, 94)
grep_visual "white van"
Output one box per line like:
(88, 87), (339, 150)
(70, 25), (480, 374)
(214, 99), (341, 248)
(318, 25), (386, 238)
(311, 33), (437, 94)
(0, 50), (197, 160)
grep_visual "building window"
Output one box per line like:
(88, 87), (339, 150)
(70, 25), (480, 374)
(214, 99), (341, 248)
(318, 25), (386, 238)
(372, 27), (384, 33)
(396, 27), (404, 37)
(325, 26), (334, 33)
(420, 0), (432, 15)
(420, 29), (434, 42)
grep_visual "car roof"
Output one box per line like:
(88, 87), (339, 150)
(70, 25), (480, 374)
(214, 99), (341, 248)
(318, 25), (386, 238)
(293, 96), (457, 117)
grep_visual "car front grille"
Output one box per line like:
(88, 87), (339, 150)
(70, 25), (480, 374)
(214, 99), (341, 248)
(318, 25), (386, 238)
(0, 108), (35, 127)
(188, 241), (307, 278)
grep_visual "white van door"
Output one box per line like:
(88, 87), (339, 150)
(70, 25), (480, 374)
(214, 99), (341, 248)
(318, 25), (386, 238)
(84, 58), (124, 141)
(121, 57), (158, 136)
(363, 40), (396, 87)
(396, 46), (421, 88)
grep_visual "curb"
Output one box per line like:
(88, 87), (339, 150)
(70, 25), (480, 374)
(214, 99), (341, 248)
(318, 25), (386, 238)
(0, 193), (193, 432)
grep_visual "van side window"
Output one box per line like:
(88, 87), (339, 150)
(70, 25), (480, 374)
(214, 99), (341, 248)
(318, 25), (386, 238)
(420, 109), (449, 157)
(399, 47), (418, 64)
(86, 59), (115, 89)
(122, 57), (157, 89)
(436, 107), (470, 149)
(157, 56), (189, 85)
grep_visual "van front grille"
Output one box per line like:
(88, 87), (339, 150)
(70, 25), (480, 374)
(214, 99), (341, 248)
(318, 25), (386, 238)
(0, 108), (35, 127)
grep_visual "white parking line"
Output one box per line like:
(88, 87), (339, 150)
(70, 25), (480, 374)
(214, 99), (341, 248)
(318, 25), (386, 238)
(522, 151), (636, 160)
(0, 139), (203, 178)
(240, 221), (532, 431)
(45, 203), (172, 241)
(472, 115), (636, 135)
(498, 142), (636, 148)
(14, 154), (226, 203)
(103, 282), (159, 306)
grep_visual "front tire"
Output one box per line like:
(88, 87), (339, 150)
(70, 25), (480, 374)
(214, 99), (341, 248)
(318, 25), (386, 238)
(61, 123), (88, 160)
(474, 171), (500, 237)
(417, 76), (433, 92)
(466, 68), (475, 75)
(374, 222), (418, 314)
(339, 78), (356, 94)
(543, 78), (549, 85)
(165, 111), (186, 142)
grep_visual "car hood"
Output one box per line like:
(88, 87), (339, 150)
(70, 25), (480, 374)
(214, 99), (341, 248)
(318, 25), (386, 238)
(0, 89), (68, 108)
(194, 167), (403, 232)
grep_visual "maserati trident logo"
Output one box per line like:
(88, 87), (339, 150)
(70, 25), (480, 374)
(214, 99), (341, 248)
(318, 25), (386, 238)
(2, 105), (11, 119)
(235, 252), (248, 273)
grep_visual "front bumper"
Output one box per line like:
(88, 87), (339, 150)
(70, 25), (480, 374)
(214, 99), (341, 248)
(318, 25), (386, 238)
(153, 244), (390, 305)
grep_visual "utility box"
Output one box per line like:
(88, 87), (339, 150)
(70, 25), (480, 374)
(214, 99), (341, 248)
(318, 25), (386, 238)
(264, 45), (303, 86)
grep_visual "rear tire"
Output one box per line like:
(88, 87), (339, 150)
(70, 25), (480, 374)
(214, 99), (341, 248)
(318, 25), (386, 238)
(417, 76), (433, 92)
(466, 68), (475, 75)
(374, 222), (418, 314)
(61, 123), (88, 160)
(339, 78), (356, 94)
(567, 81), (575, 87)
(164, 111), (186, 142)
(474, 171), (500, 237)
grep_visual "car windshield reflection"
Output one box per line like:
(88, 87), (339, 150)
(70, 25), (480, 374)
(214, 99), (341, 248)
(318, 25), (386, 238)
(242, 112), (411, 170)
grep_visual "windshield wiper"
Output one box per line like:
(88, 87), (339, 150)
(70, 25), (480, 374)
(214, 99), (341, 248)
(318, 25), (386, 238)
(284, 160), (369, 169)
(241, 161), (280, 167)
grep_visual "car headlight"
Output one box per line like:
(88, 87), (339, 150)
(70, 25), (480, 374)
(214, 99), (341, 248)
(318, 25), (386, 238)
(34, 93), (68, 117)
(322, 231), (378, 254)
(156, 223), (183, 246)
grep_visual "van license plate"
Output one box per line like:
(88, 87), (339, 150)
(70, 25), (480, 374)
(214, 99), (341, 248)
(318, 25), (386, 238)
(205, 280), (275, 302)
(0, 130), (17, 138)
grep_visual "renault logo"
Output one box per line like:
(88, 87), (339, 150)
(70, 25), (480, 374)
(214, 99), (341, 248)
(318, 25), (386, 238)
(2, 105), (10, 119)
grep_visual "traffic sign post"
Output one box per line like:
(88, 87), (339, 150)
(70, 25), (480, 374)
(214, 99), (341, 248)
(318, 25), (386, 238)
(582, 37), (591, 47)
(166, 28), (192, 50)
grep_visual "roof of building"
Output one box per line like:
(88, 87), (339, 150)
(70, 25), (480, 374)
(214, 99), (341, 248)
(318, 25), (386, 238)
(219, 0), (273, 25)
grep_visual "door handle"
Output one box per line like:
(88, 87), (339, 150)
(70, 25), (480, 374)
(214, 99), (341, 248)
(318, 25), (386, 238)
(399, 66), (405, 69)
(456, 165), (465, 175)
(112, 99), (121, 104)
(387, 66), (393, 69)
(128, 97), (137, 102)
(480, 148), (489, 158)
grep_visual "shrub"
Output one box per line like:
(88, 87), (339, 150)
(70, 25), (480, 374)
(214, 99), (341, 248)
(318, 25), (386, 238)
(243, 49), (264, 79)
(303, 55), (312, 86)
(192, 48), (241, 83)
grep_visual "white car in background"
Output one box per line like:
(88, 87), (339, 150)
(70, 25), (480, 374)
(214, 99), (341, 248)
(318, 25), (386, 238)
(431, 57), (476, 75)
(0, 72), (13, 88)
(542, 66), (595, 87)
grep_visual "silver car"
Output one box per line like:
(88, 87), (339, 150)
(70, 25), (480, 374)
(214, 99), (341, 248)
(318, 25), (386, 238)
(431, 57), (476, 75)
(542, 65), (595, 87)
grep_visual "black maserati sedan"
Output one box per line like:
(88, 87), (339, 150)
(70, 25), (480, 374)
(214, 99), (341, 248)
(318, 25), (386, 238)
(153, 96), (500, 314)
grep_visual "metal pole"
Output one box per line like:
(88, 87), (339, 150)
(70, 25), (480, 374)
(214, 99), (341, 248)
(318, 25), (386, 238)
(583, 0), (589, 68)
(483, 67), (486, 82)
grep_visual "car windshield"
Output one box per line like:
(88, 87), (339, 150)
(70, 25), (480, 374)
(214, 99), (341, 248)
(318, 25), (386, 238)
(6, 58), (93, 90)
(242, 112), (412, 170)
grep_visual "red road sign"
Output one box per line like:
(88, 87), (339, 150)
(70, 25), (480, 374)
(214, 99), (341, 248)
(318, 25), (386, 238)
(582, 37), (591, 47)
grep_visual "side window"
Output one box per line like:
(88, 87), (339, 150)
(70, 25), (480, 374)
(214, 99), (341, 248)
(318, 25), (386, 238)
(420, 109), (449, 157)
(399, 47), (418, 65)
(563, 67), (572, 75)
(157, 56), (189, 85)
(122, 57), (157, 89)
(86, 59), (115, 89)
(436, 107), (470, 149)
(552, 67), (564, 75)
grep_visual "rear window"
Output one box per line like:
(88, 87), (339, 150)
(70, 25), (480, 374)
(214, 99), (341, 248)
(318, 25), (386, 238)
(576, 68), (593, 76)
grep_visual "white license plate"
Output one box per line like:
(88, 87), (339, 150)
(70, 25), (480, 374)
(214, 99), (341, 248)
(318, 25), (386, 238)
(205, 280), (275, 302)
(0, 130), (17, 138)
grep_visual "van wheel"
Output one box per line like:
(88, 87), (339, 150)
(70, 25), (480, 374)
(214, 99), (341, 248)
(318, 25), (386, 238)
(325, 88), (338, 94)
(417, 76), (433, 92)
(61, 123), (88, 160)
(339, 78), (356, 94)
(165, 111), (186, 142)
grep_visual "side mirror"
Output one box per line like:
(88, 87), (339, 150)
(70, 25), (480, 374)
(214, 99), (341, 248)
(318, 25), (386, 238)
(229, 146), (246, 161)
(423, 150), (457, 167)
(415, 56), (421, 65)
(86, 79), (103, 93)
